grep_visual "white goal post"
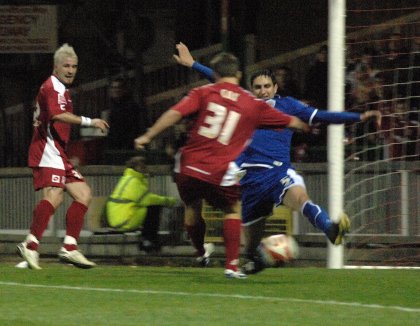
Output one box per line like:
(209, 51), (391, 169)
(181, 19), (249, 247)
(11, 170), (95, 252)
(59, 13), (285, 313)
(327, 1), (420, 268)
(327, 0), (346, 268)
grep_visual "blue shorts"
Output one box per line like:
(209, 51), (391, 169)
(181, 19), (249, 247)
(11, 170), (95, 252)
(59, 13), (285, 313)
(240, 165), (305, 225)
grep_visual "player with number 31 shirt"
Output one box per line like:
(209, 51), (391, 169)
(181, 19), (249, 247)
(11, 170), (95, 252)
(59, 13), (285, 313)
(134, 52), (308, 278)
(171, 82), (295, 186)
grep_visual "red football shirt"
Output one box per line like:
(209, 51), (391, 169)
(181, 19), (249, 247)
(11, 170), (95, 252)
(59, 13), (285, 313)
(28, 75), (73, 169)
(172, 82), (292, 185)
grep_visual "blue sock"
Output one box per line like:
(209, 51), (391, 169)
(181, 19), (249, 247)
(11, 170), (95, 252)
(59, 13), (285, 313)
(302, 200), (332, 233)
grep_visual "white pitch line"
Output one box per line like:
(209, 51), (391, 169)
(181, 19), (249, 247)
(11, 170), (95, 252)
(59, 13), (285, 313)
(0, 281), (419, 313)
(344, 265), (420, 270)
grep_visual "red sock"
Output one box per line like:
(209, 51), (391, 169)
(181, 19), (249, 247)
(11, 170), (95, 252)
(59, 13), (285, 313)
(65, 201), (88, 240)
(64, 244), (78, 251)
(185, 218), (206, 256)
(223, 218), (241, 271)
(29, 200), (55, 243)
(26, 241), (39, 251)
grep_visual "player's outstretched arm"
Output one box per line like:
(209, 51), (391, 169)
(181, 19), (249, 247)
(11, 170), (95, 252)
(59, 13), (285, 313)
(52, 112), (109, 132)
(173, 42), (214, 82)
(173, 42), (195, 67)
(311, 108), (382, 128)
(134, 109), (182, 150)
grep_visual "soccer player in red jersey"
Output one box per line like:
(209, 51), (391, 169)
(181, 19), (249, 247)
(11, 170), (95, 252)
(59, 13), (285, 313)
(17, 44), (109, 270)
(134, 52), (308, 278)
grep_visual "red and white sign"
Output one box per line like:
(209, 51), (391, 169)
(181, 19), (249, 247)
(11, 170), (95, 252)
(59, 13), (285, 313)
(0, 5), (57, 53)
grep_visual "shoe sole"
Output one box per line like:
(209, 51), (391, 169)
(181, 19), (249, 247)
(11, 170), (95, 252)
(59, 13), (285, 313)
(335, 213), (351, 245)
(17, 245), (41, 270)
(58, 256), (96, 269)
(224, 271), (247, 279)
(197, 257), (210, 267)
(225, 274), (247, 279)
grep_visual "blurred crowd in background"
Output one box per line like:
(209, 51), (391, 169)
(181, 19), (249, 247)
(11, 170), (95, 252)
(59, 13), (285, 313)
(0, 1), (418, 167)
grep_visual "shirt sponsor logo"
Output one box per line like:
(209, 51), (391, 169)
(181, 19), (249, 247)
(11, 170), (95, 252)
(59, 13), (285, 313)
(52, 174), (60, 183)
(58, 94), (67, 110)
(58, 94), (67, 104)
(280, 176), (292, 186)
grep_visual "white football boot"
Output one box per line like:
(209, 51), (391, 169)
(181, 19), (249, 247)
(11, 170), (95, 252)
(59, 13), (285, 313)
(224, 269), (247, 279)
(58, 247), (96, 269)
(17, 242), (41, 270)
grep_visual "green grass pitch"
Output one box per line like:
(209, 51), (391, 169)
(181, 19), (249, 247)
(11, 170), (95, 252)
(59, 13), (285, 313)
(0, 263), (418, 325)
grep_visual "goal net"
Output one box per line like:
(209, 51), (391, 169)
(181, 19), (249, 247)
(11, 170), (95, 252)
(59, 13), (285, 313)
(343, 1), (419, 267)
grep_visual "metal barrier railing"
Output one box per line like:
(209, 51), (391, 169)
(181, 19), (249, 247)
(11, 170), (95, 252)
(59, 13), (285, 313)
(1, 164), (418, 242)
(0, 165), (182, 238)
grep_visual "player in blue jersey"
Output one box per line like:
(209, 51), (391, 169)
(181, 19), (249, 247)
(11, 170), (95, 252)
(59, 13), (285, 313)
(174, 42), (382, 273)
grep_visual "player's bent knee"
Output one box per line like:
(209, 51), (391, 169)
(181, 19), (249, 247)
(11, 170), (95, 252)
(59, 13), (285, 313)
(80, 190), (93, 205)
(68, 183), (93, 205)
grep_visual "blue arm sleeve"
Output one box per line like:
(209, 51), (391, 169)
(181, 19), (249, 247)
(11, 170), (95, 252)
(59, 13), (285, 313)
(312, 110), (361, 124)
(192, 62), (215, 82)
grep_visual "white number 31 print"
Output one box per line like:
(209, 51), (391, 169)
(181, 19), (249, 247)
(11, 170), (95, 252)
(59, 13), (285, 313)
(197, 102), (241, 145)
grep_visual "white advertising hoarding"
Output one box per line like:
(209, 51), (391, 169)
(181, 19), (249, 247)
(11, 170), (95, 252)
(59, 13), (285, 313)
(0, 5), (57, 53)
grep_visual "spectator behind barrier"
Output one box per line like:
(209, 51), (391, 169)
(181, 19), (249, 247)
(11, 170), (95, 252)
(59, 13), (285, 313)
(106, 156), (177, 252)
(272, 65), (301, 99)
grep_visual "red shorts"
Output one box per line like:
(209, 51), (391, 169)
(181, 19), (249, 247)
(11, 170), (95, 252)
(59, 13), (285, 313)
(32, 166), (85, 191)
(175, 173), (240, 212)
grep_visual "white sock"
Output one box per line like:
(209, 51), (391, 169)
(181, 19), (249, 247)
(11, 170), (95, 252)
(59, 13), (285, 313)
(63, 235), (77, 246)
(25, 234), (39, 244)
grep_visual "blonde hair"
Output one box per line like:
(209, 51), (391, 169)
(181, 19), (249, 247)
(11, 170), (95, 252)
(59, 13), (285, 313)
(54, 43), (78, 65)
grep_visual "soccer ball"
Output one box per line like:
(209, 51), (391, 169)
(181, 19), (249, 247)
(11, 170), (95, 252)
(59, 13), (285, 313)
(259, 234), (299, 266)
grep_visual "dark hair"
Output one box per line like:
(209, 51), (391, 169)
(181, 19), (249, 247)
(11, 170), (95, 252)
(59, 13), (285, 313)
(209, 52), (240, 77)
(126, 156), (146, 169)
(249, 69), (277, 86)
